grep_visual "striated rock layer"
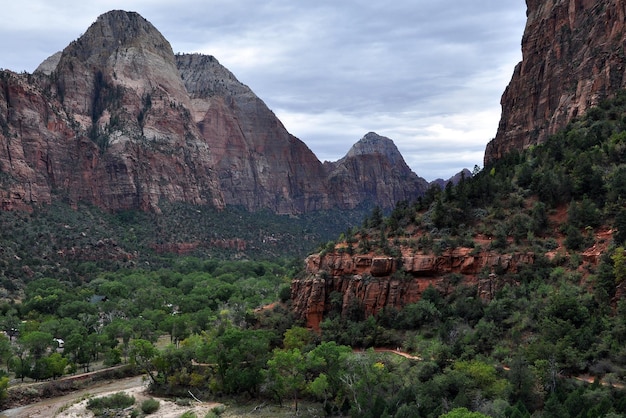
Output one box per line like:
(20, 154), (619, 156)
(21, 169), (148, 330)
(485, 0), (626, 164)
(291, 248), (534, 330)
(0, 10), (428, 214)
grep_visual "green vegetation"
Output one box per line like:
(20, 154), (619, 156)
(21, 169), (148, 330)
(86, 391), (135, 416)
(140, 398), (160, 414)
(7, 91), (626, 417)
(0, 200), (368, 297)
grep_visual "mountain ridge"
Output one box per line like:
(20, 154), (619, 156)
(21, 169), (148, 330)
(0, 10), (432, 215)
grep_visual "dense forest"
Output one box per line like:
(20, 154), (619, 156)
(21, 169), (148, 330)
(5, 92), (626, 417)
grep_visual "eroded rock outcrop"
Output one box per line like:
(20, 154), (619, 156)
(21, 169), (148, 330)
(485, 0), (626, 164)
(291, 248), (534, 330)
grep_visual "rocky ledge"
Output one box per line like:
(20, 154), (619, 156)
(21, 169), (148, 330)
(291, 248), (534, 330)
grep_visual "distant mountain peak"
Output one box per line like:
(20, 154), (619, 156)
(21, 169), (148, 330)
(345, 132), (403, 166)
(65, 10), (173, 66)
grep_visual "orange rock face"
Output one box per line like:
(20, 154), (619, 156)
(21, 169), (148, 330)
(485, 0), (626, 164)
(291, 249), (534, 330)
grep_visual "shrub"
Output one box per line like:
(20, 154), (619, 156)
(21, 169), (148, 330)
(211, 405), (226, 416)
(278, 284), (291, 303)
(86, 392), (135, 415)
(141, 398), (160, 414)
(180, 411), (197, 418)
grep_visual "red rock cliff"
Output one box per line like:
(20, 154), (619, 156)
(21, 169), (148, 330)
(485, 0), (626, 164)
(291, 248), (534, 330)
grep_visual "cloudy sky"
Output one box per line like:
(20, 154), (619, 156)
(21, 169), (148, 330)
(1, 1), (527, 181)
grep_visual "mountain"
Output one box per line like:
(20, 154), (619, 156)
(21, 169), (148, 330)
(484, 0), (626, 164)
(1, 10), (224, 212)
(429, 168), (472, 190)
(0, 10), (428, 215)
(324, 132), (429, 209)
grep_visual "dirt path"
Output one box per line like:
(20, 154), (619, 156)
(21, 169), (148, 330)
(373, 348), (422, 360)
(1, 376), (145, 418)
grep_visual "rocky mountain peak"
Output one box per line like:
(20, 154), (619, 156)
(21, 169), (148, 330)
(324, 132), (429, 209)
(56, 9), (189, 119)
(73, 10), (172, 65)
(345, 132), (404, 166)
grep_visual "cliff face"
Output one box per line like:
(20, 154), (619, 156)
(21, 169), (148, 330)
(0, 10), (428, 214)
(485, 0), (626, 164)
(176, 53), (330, 214)
(291, 248), (534, 330)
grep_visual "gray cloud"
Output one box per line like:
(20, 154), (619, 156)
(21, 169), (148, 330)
(0, 0), (527, 180)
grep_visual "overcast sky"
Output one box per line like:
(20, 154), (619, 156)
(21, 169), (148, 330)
(0, 1), (527, 181)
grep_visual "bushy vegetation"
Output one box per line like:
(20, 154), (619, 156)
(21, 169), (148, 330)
(7, 92), (626, 417)
(140, 398), (160, 414)
(86, 391), (135, 415)
(0, 200), (368, 298)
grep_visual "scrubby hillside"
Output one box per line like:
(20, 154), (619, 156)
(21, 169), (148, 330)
(287, 90), (626, 415)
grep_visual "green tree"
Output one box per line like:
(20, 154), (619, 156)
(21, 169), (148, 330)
(0, 334), (11, 371)
(152, 343), (193, 388)
(64, 331), (92, 372)
(307, 372), (330, 413)
(9, 342), (31, 382)
(612, 247), (626, 284)
(21, 331), (53, 359)
(266, 348), (307, 411)
(45, 352), (68, 379)
(614, 209), (626, 245)
(0, 376), (8, 407)
(130, 339), (159, 385)
(207, 327), (272, 396)
(340, 351), (391, 416)
(453, 360), (509, 399)
(283, 326), (312, 350)
(306, 341), (352, 409)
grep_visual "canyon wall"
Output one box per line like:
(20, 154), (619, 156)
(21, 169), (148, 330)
(485, 0), (626, 164)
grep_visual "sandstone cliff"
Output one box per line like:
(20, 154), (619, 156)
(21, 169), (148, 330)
(176, 53), (330, 213)
(0, 10), (428, 214)
(485, 0), (626, 164)
(291, 247), (533, 330)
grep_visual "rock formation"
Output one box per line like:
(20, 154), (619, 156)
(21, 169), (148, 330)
(1, 11), (224, 212)
(485, 0), (626, 164)
(0, 10), (428, 214)
(324, 133), (429, 209)
(291, 248), (534, 330)
(176, 53), (329, 213)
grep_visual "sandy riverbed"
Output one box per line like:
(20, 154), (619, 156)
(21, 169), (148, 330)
(1, 376), (223, 418)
